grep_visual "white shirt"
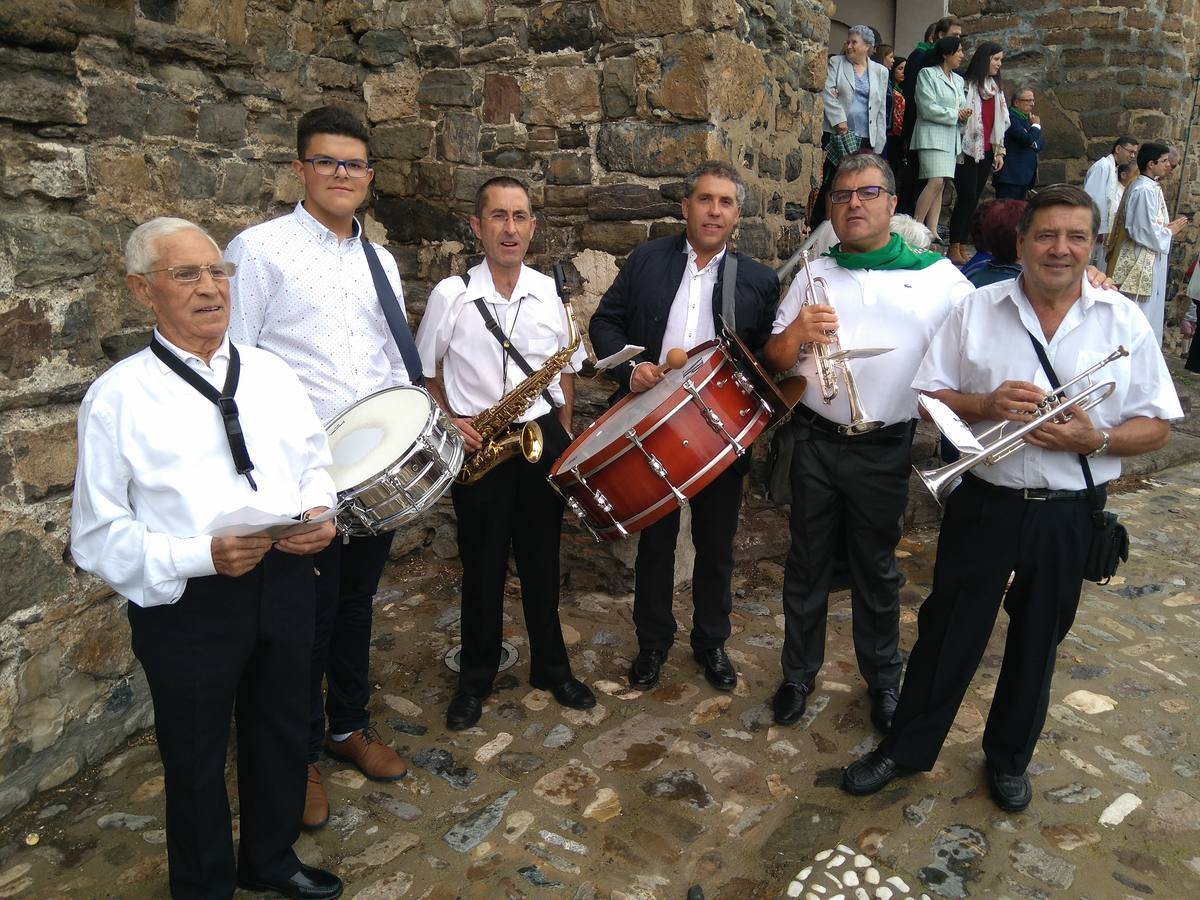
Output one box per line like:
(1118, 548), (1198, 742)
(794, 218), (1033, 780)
(416, 262), (586, 421)
(913, 274), (1183, 490)
(659, 242), (723, 363)
(226, 202), (412, 422)
(70, 331), (337, 608)
(1083, 154), (1121, 235)
(772, 255), (974, 426)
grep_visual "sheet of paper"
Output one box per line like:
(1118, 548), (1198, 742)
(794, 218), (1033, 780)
(918, 394), (984, 454)
(594, 344), (645, 370)
(210, 505), (338, 539)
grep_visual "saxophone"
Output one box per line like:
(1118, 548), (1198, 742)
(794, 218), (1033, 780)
(456, 264), (582, 485)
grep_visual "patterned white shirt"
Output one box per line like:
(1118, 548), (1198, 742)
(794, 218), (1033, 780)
(225, 202), (411, 422)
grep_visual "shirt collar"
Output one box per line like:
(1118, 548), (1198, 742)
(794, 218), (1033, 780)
(464, 261), (545, 304)
(684, 240), (726, 274)
(995, 272), (1123, 316)
(152, 328), (231, 373)
(292, 201), (362, 244)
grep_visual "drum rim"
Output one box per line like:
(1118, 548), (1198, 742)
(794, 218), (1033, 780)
(325, 385), (443, 495)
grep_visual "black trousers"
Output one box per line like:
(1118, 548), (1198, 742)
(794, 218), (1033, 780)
(780, 418), (913, 689)
(811, 132), (869, 228)
(451, 412), (573, 696)
(882, 475), (1094, 775)
(948, 151), (994, 244)
(633, 462), (744, 652)
(128, 551), (313, 899)
(896, 148), (925, 216)
(994, 180), (1032, 200)
(308, 529), (393, 760)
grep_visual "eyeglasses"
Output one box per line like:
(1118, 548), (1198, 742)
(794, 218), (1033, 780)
(302, 156), (373, 177)
(141, 262), (237, 282)
(1015, 96), (1035, 104)
(829, 185), (892, 204)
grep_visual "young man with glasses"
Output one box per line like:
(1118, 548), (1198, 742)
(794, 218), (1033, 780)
(226, 106), (411, 832)
(763, 154), (973, 733)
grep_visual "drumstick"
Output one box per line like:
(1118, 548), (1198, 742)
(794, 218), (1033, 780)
(657, 347), (688, 376)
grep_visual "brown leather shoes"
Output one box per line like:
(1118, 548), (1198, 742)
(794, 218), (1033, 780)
(302, 763), (329, 831)
(324, 727), (408, 782)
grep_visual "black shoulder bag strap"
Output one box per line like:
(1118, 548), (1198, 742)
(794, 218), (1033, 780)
(1025, 331), (1100, 508)
(361, 238), (423, 385)
(150, 336), (257, 491)
(471, 293), (558, 409)
(720, 251), (738, 335)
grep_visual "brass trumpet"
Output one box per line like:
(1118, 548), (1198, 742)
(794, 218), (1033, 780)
(915, 346), (1129, 503)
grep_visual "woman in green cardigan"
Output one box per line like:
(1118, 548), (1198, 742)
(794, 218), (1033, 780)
(911, 36), (971, 241)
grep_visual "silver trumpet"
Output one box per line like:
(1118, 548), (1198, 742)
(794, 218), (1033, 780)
(915, 345), (1129, 504)
(798, 250), (889, 435)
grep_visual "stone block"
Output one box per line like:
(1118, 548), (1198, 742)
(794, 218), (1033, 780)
(439, 110), (482, 165)
(530, 1), (598, 53)
(448, 0), (486, 26)
(307, 55), (358, 88)
(90, 148), (155, 220)
(557, 127), (587, 150)
(417, 69), (477, 107)
(168, 149), (217, 199)
(416, 43), (460, 68)
(198, 103), (247, 145)
(0, 142), (87, 201)
(483, 73), (521, 124)
(482, 148), (533, 168)
(524, 68), (601, 126)
(601, 57), (638, 119)
(548, 152), (592, 186)
(649, 221), (686, 240)
(364, 63), (421, 122)
(461, 38), (523, 65)
(374, 197), (473, 245)
(0, 48), (86, 125)
(597, 0), (697, 36)
(596, 122), (718, 177)
(0, 213), (102, 290)
(734, 221), (772, 261)
(144, 95), (196, 139)
(544, 185), (589, 209)
(216, 74), (282, 99)
(359, 29), (413, 66)
(2, 407), (78, 503)
(712, 33), (772, 123)
(649, 32), (711, 121)
(216, 161), (268, 206)
(131, 19), (240, 65)
(587, 184), (679, 221)
(84, 84), (148, 140)
(580, 222), (647, 255)
(372, 122), (435, 161)
(0, 512), (76, 621)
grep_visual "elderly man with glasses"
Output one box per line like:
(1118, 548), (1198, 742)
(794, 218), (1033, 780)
(763, 154), (974, 732)
(71, 217), (342, 899)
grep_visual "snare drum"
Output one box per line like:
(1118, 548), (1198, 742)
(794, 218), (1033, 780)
(549, 340), (773, 540)
(325, 386), (464, 535)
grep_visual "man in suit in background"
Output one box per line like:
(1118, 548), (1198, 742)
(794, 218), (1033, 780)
(994, 87), (1044, 200)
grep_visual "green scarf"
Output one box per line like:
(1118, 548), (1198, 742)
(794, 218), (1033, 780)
(915, 41), (933, 52)
(1010, 107), (1030, 124)
(825, 233), (944, 270)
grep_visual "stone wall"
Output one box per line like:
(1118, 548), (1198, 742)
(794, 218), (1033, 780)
(950, 0), (1200, 342)
(0, 0), (831, 819)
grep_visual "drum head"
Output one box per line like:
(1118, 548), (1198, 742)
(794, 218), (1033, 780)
(556, 345), (719, 473)
(325, 387), (433, 492)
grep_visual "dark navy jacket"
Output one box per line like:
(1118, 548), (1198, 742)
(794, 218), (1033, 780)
(994, 115), (1044, 188)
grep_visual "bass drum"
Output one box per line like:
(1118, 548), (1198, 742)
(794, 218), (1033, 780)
(325, 386), (464, 535)
(549, 340), (773, 540)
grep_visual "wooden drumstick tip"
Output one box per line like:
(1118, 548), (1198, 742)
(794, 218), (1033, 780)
(659, 347), (688, 375)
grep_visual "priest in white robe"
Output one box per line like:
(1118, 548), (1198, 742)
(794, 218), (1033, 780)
(1083, 135), (1137, 269)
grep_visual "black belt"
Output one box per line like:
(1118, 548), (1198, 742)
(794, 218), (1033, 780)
(963, 472), (1099, 502)
(795, 408), (913, 444)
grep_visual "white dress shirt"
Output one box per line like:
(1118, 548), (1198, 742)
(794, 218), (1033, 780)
(913, 274), (1183, 490)
(658, 242), (723, 363)
(1083, 154), (1121, 235)
(416, 262), (586, 421)
(70, 331), (337, 608)
(226, 202), (411, 422)
(772, 255), (974, 426)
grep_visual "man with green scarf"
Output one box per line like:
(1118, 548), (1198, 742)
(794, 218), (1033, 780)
(764, 154), (973, 731)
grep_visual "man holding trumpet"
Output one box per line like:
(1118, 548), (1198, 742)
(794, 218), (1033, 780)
(843, 184), (1181, 812)
(764, 153), (973, 730)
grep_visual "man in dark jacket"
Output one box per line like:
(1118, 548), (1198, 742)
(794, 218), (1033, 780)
(589, 160), (779, 693)
(994, 87), (1044, 199)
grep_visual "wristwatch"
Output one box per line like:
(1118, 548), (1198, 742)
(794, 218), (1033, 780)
(1088, 430), (1110, 458)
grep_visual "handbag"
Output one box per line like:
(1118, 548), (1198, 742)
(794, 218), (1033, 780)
(1027, 333), (1128, 583)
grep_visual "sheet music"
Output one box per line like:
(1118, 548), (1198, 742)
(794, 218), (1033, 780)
(594, 344), (645, 370)
(918, 394), (984, 453)
(210, 505), (338, 539)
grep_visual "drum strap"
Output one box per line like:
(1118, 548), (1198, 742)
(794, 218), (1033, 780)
(471, 297), (558, 408)
(721, 252), (738, 335)
(361, 239), (424, 385)
(149, 335), (257, 491)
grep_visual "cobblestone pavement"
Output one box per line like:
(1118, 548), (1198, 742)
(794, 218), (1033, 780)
(3, 460), (1200, 899)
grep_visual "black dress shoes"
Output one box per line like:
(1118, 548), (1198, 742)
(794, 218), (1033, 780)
(239, 864), (343, 899)
(532, 677), (597, 710)
(841, 748), (910, 795)
(629, 648), (667, 688)
(693, 647), (737, 691)
(445, 691), (485, 730)
(869, 687), (899, 734)
(772, 681), (811, 725)
(987, 763), (1032, 812)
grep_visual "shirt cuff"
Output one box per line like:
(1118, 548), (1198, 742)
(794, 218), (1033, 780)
(300, 487), (338, 518)
(169, 535), (217, 579)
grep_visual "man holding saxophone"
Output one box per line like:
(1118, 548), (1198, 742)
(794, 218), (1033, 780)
(416, 176), (595, 731)
(843, 184), (1181, 812)
(764, 154), (973, 730)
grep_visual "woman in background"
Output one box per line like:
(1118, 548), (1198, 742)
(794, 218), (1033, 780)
(911, 36), (970, 242)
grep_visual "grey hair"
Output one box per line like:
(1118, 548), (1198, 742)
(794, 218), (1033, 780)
(125, 217), (220, 275)
(889, 214), (932, 250)
(1013, 84), (1036, 101)
(684, 159), (747, 207)
(832, 153), (897, 195)
(848, 25), (876, 49)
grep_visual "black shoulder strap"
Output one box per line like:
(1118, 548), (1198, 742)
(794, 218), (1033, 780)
(1026, 331), (1101, 509)
(471, 297), (557, 408)
(721, 252), (738, 334)
(361, 239), (423, 385)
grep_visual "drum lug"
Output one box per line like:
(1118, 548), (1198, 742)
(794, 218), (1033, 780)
(566, 496), (603, 542)
(625, 429), (688, 506)
(732, 370), (754, 396)
(572, 467), (623, 531)
(683, 379), (744, 456)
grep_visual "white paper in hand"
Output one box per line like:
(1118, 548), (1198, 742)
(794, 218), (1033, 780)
(919, 394), (984, 454)
(210, 505), (338, 539)
(594, 344), (645, 371)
